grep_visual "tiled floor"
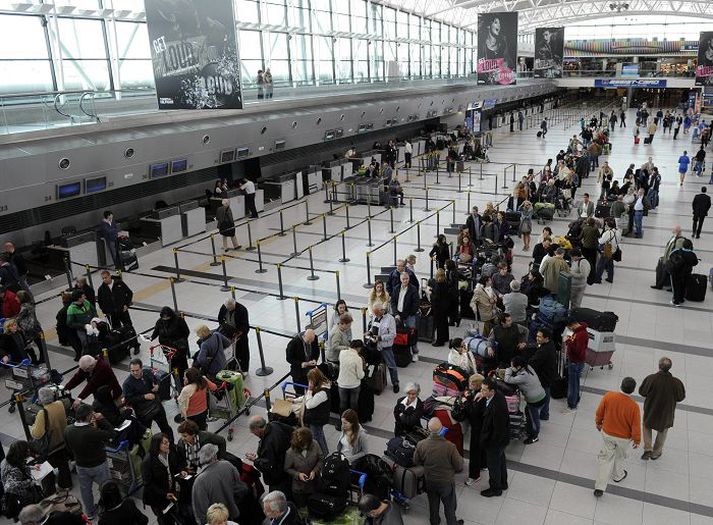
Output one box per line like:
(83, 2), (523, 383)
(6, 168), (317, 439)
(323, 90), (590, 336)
(7, 105), (713, 525)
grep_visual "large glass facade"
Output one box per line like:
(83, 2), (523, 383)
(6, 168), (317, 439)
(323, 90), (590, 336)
(0, 0), (475, 96)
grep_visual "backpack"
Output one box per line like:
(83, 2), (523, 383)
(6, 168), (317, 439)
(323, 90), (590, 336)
(319, 452), (351, 496)
(352, 454), (393, 500)
(666, 250), (685, 273)
(385, 436), (417, 468)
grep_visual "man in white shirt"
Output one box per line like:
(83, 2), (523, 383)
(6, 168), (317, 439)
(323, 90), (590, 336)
(404, 140), (413, 168)
(633, 189), (646, 238)
(239, 178), (259, 218)
(652, 226), (685, 290)
(594, 219), (619, 284)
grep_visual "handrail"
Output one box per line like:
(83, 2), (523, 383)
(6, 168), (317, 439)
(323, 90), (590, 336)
(53, 94), (72, 119)
(79, 92), (99, 120)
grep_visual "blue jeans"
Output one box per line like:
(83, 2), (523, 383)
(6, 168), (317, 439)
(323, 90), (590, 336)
(526, 399), (545, 438)
(567, 362), (585, 409)
(540, 387), (550, 420)
(76, 462), (111, 516)
(633, 210), (644, 237)
(309, 423), (329, 456)
(380, 347), (399, 386)
(339, 386), (360, 413)
(595, 255), (614, 282)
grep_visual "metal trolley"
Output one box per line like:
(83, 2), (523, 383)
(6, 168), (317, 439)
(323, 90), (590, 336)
(149, 344), (180, 401)
(2, 359), (51, 413)
(106, 439), (142, 495)
(210, 369), (251, 441)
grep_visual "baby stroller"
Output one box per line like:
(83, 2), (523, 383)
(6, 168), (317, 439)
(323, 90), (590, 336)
(534, 202), (555, 224)
(555, 191), (572, 217)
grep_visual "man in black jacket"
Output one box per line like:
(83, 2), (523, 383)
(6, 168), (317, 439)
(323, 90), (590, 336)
(527, 328), (558, 421)
(3, 242), (31, 296)
(246, 416), (293, 496)
(692, 186), (711, 239)
(466, 207), (483, 246)
(97, 270), (133, 329)
(123, 358), (174, 441)
(390, 272), (420, 362)
(285, 329), (319, 395)
(386, 260), (418, 296)
(64, 404), (116, 519)
(217, 297), (250, 373)
(480, 378), (509, 497)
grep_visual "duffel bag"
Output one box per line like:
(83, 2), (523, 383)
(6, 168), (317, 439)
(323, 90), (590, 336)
(385, 436), (417, 468)
(433, 363), (469, 392)
(569, 307), (618, 332)
(307, 492), (347, 521)
(464, 331), (491, 358)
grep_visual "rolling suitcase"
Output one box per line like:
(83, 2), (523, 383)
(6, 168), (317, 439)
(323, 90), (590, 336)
(393, 344), (412, 368)
(358, 381), (375, 423)
(634, 136), (640, 145)
(154, 369), (172, 401)
(366, 363), (387, 395)
(685, 273), (707, 302)
(595, 203), (611, 219)
(382, 456), (425, 500)
(643, 137), (652, 144)
(417, 314), (434, 343)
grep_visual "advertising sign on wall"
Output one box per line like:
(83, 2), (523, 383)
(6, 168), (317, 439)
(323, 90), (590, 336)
(534, 27), (563, 79)
(145, 0), (243, 109)
(695, 31), (713, 86)
(477, 12), (518, 86)
(594, 79), (667, 88)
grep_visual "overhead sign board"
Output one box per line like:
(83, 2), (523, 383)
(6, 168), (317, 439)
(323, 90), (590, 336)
(594, 79), (667, 88)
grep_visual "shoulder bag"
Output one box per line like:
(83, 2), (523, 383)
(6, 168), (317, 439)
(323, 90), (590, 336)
(29, 408), (53, 462)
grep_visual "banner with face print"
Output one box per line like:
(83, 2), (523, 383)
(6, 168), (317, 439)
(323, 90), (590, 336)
(145, 0), (243, 109)
(696, 32), (713, 87)
(477, 12), (518, 85)
(534, 27), (564, 79)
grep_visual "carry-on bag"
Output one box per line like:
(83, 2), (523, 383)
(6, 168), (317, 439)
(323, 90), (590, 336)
(382, 456), (425, 499)
(685, 273), (707, 302)
(569, 307), (618, 332)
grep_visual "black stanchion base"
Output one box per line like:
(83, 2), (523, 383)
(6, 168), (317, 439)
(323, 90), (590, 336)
(422, 208), (431, 212)
(174, 278), (186, 283)
(414, 248), (425, 252)
(209, 262), (221, 267)
(291, 252), (300, 257)
(304, 220), (313, 225)
(363, 282), (374, 288)
(279, 233), (287, 237)
(255, 269), (268, 274)
(245, 246), (257, 252)
(307, 275), (320, 281)
(339, 257), (351, 263)
(366, 243), (374, 247)
(220, 286), (231, 292)
(255, 366), (274, 377)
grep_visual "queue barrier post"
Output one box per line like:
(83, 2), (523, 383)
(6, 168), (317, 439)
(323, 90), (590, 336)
(264, 387), (272, 412)
(363, 252), (373, 288)
(468, 166), (473, 187)
(467, 191), (471, 213)
(277, 263), (286, 300)
(304, 200), (312, 225)
(389, 207), (395, 234)
(254, 327), (274, 377)
(345, 203), (351, 229)
(423, 188), (430, 212)
(279, 211), (286, 237)
(245, 221), (255, 251)
(209, 234), (221, 266)
(479, 163), (484, 181)
(393, 236), (398, 266)
(339, 231), (350, 263)
(255, 241), (267, 274)
(307, 247), (319, 281)
(85, 265), (94, 291)
(294, 297), (301, 332)
(366, 218), (373, 247)
(435, 209), (440, 238)
(361, 307), (368, 337)
(220, 256), (230, 292)
(291, 226), (299, 257)
(173, 249), (184, 282)
(415, 222), (424, 252)
(408, 198), (414, 223)
(451, 200), (456, 226)
(335, 271), (341, 301)
(169, 277), (179, 312)
(322, 213), (328, 241)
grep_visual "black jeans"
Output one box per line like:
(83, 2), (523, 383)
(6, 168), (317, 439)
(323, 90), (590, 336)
(468, 430), (485, 479)
(581, 247), (598, 284)
(245, 193), (259, 218)
(404, 152), (412, 168)
(485, 445), (508, 491)
(109, 309), (133, 329)
(425, 481), (458, 525)
(671, 272), (688, 304)
(693, 214), (705, 237)
(140, 405), (175, 442)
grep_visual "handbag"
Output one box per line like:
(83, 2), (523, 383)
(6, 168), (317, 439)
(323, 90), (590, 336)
(29, 408), (52, 462)
(40, 493), (82, 515)
(612, 246), (622, 262)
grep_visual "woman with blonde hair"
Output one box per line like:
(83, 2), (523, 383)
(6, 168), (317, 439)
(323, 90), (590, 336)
(367, 280), (390, 314)
(336, 409), (368, 464)
(284, 427), (323, 508)
(304, 368), (331, 455)
(518, 200), (534, 251)
(205, 502), (238, 525)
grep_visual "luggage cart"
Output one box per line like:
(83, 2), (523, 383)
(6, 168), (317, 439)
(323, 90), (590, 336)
(149, 344), (180, 401)
(305, 303), (329, 342)
(106, 439), (142, 495)
(2, 359), (51, 413)
(211, 369), (251, 441)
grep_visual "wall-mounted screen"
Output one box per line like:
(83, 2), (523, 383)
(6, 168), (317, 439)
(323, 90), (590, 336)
(149, 162), (170, 178)
(85, 176), (107, 194)
(220, 149), (236, 163)
(171, 159), (188, 173)
(324, 130), (335, 141)
(237, 148), (250, 158)
(274, 140), (286, 150)
(57, 182), (82, 199)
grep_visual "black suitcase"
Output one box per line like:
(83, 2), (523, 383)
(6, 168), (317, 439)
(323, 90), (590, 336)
(417, 315), (434, 342)
(358, 382), (375, 423)
(460, 289), (475, 320)
(393, 344), (412, 368)
(330, 381), (341, 414)
(121, 252), (139, 272)
(595, 203), (611, 219)
(505, 211), (521, 230)
(569, 307), (618, 332)
(106, 330), (130, 364)
(685, 274), (707, 302)
(155, 369), (172, 401)
(307, 493), (347, 521)
(643, 136), (652, 144)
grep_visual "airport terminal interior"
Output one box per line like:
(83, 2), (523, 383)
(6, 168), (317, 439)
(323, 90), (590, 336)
(1, 1), (713, 524)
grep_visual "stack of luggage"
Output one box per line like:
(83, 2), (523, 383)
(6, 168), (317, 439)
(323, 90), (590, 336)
(569, 307), (619, 370)
(308, 453), (351, 521)
(393, 320), (417, 368)
(383, 432), (426, 501)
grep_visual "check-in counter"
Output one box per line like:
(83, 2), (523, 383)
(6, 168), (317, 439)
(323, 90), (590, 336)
(341, 159), (353, 180)
(354, 177), (384, 205)
(262, 172), (297, 205)
(57, 231), (98, 270)
(305, 165), (322, 194)
(179, 201), (205, 237)
(255, 189), (265, 212)
(323, 159), (343, 182)
(140, 207), (183, 247)
(225, 189), (245, 219)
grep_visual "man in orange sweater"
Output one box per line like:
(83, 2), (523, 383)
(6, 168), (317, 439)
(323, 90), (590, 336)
(593, 376), (640, 497)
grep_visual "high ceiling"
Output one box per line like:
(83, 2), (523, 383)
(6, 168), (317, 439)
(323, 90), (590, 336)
(377, 0), (713, 32)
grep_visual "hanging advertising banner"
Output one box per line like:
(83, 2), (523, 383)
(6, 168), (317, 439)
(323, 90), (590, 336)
(145, 0), (242, 109)
(695, 31), (713, 86)
(534, 27), (563, 79)
(477, 12), (518, 86)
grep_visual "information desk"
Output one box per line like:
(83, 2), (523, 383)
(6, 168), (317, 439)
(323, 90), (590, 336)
(58, 231), (99, 269)
(140, 208), (183, 247)
(179, 201), (206, 237)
